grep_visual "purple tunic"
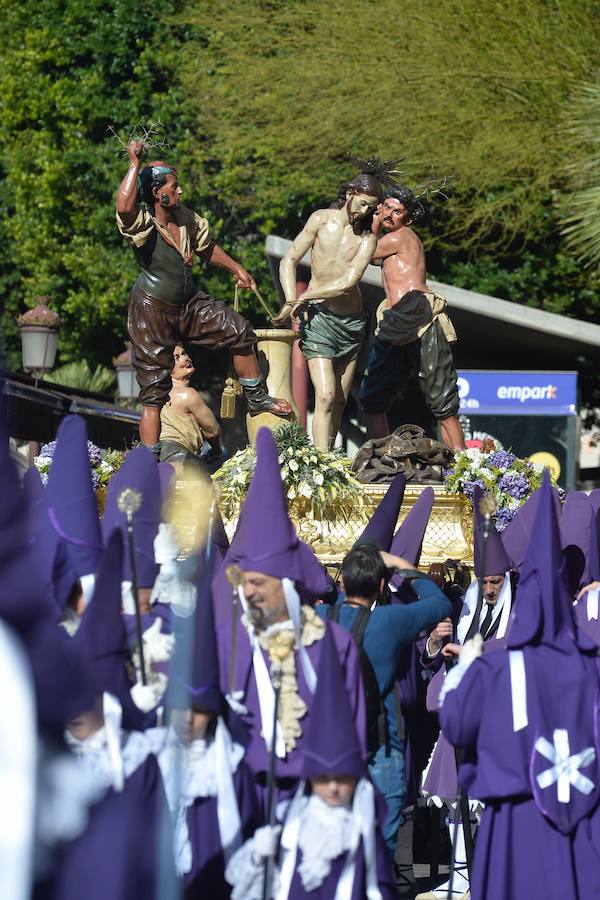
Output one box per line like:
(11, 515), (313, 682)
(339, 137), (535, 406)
(216, 620), (366, 784)
(287, 832), (397, 900)
(439, 646), (600, 900)
(49, 755), (163, 900)
(184, 761), (259, 900)
(574, 594), (600, 648)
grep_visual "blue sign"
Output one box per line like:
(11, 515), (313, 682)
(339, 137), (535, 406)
(456, 371), (577, 416)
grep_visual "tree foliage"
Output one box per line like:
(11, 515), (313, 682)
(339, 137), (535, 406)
(0, 0), (190, 369)
(178, 0), (600, 250)
(558, 80), (600, 267)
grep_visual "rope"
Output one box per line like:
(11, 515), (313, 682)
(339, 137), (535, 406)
(234, 284), (275, 320)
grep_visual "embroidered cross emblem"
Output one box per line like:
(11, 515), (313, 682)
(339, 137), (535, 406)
(535, 729), (595, 804)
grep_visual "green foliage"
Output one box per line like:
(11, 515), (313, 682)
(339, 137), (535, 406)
(0, 0), (191, 369)
(557, 79), (600, 267)
(44, 359), (116, 394)
(178, 0), (600, 250)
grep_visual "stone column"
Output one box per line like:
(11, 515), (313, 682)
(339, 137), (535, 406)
(246, 328), (299, 444)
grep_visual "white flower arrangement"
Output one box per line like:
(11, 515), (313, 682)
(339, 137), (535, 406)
(213, 423), (363, 521)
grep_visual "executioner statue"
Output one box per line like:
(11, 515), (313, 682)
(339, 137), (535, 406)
(116, 140), (291, 452)
(273, 157), (402, 450)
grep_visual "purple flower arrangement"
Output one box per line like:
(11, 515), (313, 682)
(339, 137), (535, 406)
(444, 445), (555, 531)
(34, 441), (125, 491)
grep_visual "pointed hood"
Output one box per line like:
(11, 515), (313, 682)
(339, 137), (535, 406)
(589, 508), (600, 583)
(73, 530), (147, 730)
(390, 486), (434, 566)
(506, 473), (595, 652)
(302, 622), (366, 779)
(0, 416), (28, 559)
(22, 465), (46, 540)
(355, 474), (406, 551)
(211, 504), (248, 627)
(473, 486), (511, 577)
(101, 446), (161, 588)
(41, 416), (103, 585)
(560, 491), (592, 590)
(211, 504), (230, 565)
(237, 428), (328, 598)
(501, 482), (562, 570)
(0, 414), (57, 626)
(169, 550), (223, 716)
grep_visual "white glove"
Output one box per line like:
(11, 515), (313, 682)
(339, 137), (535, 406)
(131, 674), (167, 712)
(226, 690), (249, 716)
(142, 618), (175, 663)
(153, 523), (181, 567)
(458, 633), (483, 667)
(253, 825), (282, 860)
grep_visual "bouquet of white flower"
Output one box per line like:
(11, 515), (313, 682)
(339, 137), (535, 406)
(213, 423), (363, 522)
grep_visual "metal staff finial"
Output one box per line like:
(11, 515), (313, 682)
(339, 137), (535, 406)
(117, 487), (147, 686)
(117, 487), (142, 519)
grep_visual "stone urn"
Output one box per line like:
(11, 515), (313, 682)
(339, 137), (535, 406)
(246, 328), (300, 444)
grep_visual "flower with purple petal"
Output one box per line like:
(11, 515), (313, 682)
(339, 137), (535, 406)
(463, 479), (485, 500)
(498, 472), (529, 500)
(494, 506), (516, 532)
(487, 450), (515, 470)
(87, 441), (102, 466)
(39, 440), (57, 459)
(90, 469), (101, 491)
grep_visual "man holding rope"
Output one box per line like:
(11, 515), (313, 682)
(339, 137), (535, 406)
(116, 140), (291, 452)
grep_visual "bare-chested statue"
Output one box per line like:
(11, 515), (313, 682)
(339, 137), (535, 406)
(359, 186), (465, 449)
(273, 160), (400, 450)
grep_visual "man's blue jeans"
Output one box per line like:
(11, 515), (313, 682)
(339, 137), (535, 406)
(368, 745), (406, 858)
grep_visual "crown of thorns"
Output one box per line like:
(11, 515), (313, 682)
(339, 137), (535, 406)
(347, 154), (406, 187)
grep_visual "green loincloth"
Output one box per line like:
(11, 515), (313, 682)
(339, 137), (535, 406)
(300, 303), (367, 361)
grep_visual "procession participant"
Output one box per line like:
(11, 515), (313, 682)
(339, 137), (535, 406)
(116, 140), (291, 452)
(386, 487), (438, 896)
(573, 507), (600, 646)
(322, 542), (451, 862)
(500, 479), (563, 574)
(560, 491), (593, 593)
(159, 344), (223, 467)
(37, 415), (103, 619)
(54, 531), (166, 900)
(417, 487), (515, 900)
(273, 158), (401, 450)
(438, 473), (600, 900)
(159, 552), (259, 899)
(225, 622), (397, 900)
(359, 187), (465, 450)
(217, 428), (366, 804)
(101, 446), (176, 700)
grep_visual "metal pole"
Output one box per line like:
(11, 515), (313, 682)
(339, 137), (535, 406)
(117, 488), (147, 685)
(262, 661), (283, 900)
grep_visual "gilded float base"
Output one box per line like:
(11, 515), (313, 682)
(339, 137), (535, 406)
(210, 482), (474, 572)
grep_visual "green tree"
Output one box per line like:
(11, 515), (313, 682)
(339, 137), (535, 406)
(0, 0), (192, 369)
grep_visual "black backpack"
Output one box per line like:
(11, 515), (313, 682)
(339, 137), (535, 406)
(327, 604), (403, 755)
